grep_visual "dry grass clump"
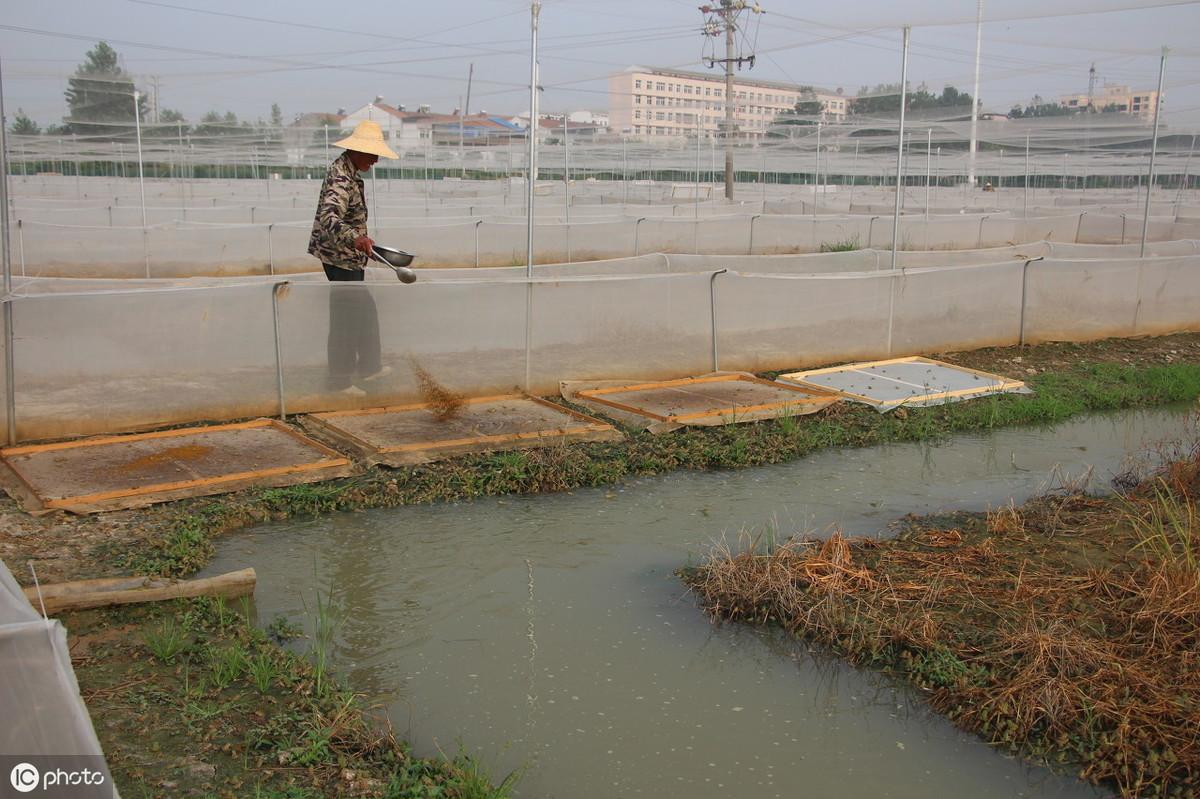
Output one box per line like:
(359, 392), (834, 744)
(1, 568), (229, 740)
(408, 357), (465, 422)
(684, 446), (1200, 797)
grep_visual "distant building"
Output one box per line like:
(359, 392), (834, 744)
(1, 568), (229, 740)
(609, 65), (849, 139)
(1059, 84), (1160, 117)
(567, 110), (610, 129)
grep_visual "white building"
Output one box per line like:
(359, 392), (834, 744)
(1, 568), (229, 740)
(609, 65), (850, 139)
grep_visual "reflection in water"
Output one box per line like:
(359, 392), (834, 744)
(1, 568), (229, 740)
(209, 406), (1193, 799)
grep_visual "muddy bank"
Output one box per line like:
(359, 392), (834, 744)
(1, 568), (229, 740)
(683, 434), (1200, 797)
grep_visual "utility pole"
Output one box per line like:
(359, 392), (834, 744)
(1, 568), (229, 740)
(150, 75), (161, 124)
(701, 0), (763, 200)
(460, 62), (474, 179)
(1087, 62), (1097, 110)
(968, 0), (983, 187)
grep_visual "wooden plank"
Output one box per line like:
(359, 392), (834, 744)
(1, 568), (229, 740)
(380, 424), (606, 454)
(669, 396), (835, 422)
(23, 568), (256, 615)
(314, 394), (519, 419)
(2, 419), (273, 457)
(578, 374), (740, 397)
(43, 458), (348, 509)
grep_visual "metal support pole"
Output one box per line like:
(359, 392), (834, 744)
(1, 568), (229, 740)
(1140, 47), (1168, 258)
(850, 139), (860, 206)
(1024, 134), (1030, 217)
(621, 136), (628, 205)
(526, 1), (540, 278)
(0, 56), (17, 443)
(1175, 133), (1196, 207)
(814, 122), (821, 218)
(524, 0), (541, 392)
(1017, 257), (1044, 345)
(267, 223), (274, 276)
(925, 129), (932, 217)
(886, 27), (911, 358)
(889, 26), (910, 272)
(564, 118), (570, 227)
(724, 1), (735, 200)
(134, 91), (150, 278)
(271, 282), (290, 420)
(709, 268), (727, 371)
(968, 0), (983, 187)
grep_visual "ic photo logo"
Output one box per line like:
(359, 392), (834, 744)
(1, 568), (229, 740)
(9, 763), (38, 793)
(6, 760), (107, 795)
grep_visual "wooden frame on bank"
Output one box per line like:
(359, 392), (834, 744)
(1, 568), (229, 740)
(576, 374), (842, 424)
(0, 418), (354, 513)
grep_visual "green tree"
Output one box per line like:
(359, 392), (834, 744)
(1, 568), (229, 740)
(850, 84), (971, 116)
(270, 103), (283, 127)
(193, 110), (239, 138)
(63, 42), (148, 138)
(10, 108), (40, 136)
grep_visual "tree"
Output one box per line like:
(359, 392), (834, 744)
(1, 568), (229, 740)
(193, 111), (239, 138)
(851, 83), (972, 116)
(10, 109), (40, 136)
(63, 42), (148, 138)
(1008, 101), (1075, 119)
(270, 103), (283, 127)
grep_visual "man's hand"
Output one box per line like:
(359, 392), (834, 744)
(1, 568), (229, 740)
(354, 235), (375, 254)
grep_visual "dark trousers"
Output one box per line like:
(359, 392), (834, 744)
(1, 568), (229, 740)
(323, 264), (381, 389)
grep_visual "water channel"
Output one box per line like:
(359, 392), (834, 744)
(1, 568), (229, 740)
(206, 405), (1194, 798)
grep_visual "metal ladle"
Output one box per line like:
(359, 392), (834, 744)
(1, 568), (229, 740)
(369, 245), (418, 283)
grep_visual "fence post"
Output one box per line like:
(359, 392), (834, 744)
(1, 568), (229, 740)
(1120, 213), (1127, 245)
(271, 281), (290, 420)
(977, 214), (989, 249)
(867, 215), (880, 249)
(474, 219), (483, 267)
(748, 214), (760, 255)
(267, 223), (275, 275)
(1018, 257), (1044, 346)
(710, 269), (728, 372)
(634, 217), (646, 257)
(16, 221), (24, 277)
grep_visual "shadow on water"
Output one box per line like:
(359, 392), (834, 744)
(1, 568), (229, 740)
(206, 404), (1196, 798)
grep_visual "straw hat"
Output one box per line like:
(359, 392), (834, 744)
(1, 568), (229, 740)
(333, 120), (398, 160)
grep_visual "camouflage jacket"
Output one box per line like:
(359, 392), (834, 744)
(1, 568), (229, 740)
(308, 152), (368, 270)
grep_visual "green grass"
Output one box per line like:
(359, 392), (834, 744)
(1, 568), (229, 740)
(143, 617), (189, 662)
(819, 235), (861, 252)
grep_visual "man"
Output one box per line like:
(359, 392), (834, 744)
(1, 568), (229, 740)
(308, 119), (399, 395)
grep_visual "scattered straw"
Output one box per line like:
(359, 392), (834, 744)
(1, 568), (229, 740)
(684, 440), (1200, 796)
(409, 358), (464, 422)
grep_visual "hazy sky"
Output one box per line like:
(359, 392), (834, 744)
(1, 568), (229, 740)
(3, 0), (1200, 127)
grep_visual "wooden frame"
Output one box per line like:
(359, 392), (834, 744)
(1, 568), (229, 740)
(778, 357), (1026, 408)
(303, 394), (621, 465)
(1, 419), (354, 513)
(576, 374), (840, 423)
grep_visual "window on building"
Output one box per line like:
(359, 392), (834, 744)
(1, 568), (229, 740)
(656, 97), (665, 106)
(635, 80), (642, 89)
(714, 89), (722, 98)
(656, 111), (665, 120)
(656, 82), (665, 91)
(634, 110), (642, 119)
